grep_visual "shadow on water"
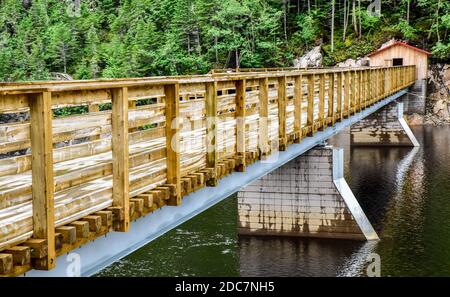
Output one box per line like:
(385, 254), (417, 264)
(96, 196), (239, 277)
(97, 126), (450, 277)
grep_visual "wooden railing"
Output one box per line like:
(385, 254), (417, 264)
(0, 65), (415, 275)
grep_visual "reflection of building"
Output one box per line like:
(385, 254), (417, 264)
(368, 41), (431, 115)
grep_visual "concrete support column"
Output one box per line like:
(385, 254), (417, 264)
(238, 146), (378, 241)
(403, 79), (427, 115)
(350, 101), (419, 147)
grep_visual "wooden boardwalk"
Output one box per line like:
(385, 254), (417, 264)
(0, 66), (415, 276)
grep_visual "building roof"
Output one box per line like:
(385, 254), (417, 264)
(367, 41), (431, 57)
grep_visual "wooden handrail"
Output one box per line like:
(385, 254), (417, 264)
(0, 66), (416, 275)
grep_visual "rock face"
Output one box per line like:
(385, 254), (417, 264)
(429, 63), (450, 97)
(407, 113), (424, 126)
(0, 112), (29, 124)
(336, 57), (369, 68)
(293, 46), (322, 68)
(427, 63), (450, 125)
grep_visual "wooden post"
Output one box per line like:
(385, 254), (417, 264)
(111, 87), (130, 231)
(389, 68), (393, 95)
(336, 72), (343, 121)
(307, 74), (315, 136)
(205, 81), (218, 186)
(368, 69), (373, 104)
(385, 68), (389, 95)
(351, 70), (356, 114)
(368, 69), (371, 104)
(30, 91), (55, 270)
(366, 69), (370, 106)
(89, 104), (99, 113)
(374, 69), (380, 102)
(393, 67), (396, 93)
(318, 74), (325, 131)
(363, 70), (367, 109)
(235, 79), (246, 172)
(128, 100), (138, 133)
(405, 67), (407, 85)
(344, 71), (350, 118)
(380, 68), (384, 97)
(395, 67), (399, 90)
(393, 68), (397, 91)
(328, 73), (335, 125)
(400, 67), (403, 87)
(164, 84), (182, 205)
(293, 75), (302, 142)
(354, 70), (359, 112)
(277, 76), (287, 150)
(259, 77), (269, 155)
(397, 67), (399, 89)
(361, 70), (366, 108)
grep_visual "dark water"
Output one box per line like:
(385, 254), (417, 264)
(97, 126), (450, 277)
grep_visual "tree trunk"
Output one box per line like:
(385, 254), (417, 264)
(343, 0), (348, 41)
(352, 0), (358, 36)
(195, 27), (201, 54)
(61, 42), (67, 74)
(187, 33), (191, 53)
(331, 0), (335, 52)
(406, 0), (410, 23)
(436, 0), (441, 42)
(215, 35), (219, 65)
(283, 0), (288, 42)
(358, 0), (362, 38)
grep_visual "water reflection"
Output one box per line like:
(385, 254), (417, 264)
(240, 126), (450, 277)
(239, 236), (365, 277)
(98, 126), (450, 277)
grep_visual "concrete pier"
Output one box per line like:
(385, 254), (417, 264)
(350, 101), (419, 147)
(403, 79), (427, 115)
(238, 146), (378, 241)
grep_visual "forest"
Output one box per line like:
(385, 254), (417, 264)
(0, 0), (449, 81)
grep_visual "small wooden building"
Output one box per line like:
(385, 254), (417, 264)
(368, 41), (431, 80)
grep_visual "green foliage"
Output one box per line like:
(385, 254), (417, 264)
(322, 36), (375, 66)
(432, 42), (450, 60)
(53, 105), (88, 118)
(360, 9), (380, 34)
(0, 0), (449, 83)
(392, 19), (418, 40)
(294, 12), (319, 46)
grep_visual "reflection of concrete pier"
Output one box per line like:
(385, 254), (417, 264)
(351, 101), (419, 147)
(238, 98), (422, 242)
(238, 146), (378, 241)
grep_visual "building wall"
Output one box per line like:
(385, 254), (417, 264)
(369, 44), (428, 80)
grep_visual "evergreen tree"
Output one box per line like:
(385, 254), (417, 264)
(0, 0), (449, 82)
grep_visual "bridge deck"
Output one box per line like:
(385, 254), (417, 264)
(0, 66), (415, 276)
